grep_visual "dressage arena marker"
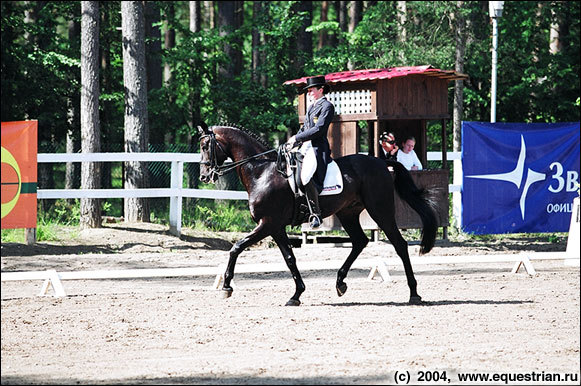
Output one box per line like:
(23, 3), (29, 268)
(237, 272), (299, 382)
(2, 253), (578, 297)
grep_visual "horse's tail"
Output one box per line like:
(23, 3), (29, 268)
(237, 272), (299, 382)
(385, 160), (438, 255)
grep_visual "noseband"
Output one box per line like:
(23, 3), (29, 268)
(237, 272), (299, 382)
(200, 132), (227, 181)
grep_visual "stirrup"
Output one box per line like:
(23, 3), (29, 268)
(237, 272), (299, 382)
(309, 214), (321, 229)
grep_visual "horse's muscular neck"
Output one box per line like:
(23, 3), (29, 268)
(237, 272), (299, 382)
(215, 127), (273, 193)
(216, 127), (267, 161)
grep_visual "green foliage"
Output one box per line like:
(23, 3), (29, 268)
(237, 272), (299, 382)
(1, 199), (81, 243)
(185, 201), (255, 232)
(38, 199), (81, 226)
(1, 1), (80, 149)
(35, 218), (62, 242)
(0, 229), (25, 243)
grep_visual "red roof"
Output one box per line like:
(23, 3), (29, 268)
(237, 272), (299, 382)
(284, 65), (468, 86)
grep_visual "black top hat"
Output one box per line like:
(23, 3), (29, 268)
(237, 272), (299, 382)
(303, 75), (330, 93)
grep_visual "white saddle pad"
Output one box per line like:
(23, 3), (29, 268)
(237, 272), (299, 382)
(287, 142), (343, 196)
(320, 160), (343, 196)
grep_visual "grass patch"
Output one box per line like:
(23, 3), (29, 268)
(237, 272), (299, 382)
(1, 228), (25, 243)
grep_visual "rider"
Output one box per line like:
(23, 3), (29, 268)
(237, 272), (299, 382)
(287, 75), (335, 229)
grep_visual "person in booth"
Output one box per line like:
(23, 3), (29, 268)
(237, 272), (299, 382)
(397, 136), (423, 171)
(287, 75), (335, 229)
(378, 131), (399, 161)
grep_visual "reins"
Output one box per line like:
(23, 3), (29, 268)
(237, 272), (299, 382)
(200, 132), (277, 177)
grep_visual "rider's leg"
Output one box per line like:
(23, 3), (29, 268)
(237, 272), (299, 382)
(304, 180), (321, 229)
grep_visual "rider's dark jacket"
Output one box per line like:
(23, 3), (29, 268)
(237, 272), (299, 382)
(295, 96), (335, 192)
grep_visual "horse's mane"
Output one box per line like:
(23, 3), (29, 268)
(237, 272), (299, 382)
(213, 123), (272, 151)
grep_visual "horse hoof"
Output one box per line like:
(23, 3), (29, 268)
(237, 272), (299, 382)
(409, 296), (423, 305)
(221, 288), (233, 299)
(336, 283), (348, 297)
(285, 299), (301, 306)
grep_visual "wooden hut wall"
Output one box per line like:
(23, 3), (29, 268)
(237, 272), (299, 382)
(328, 121), (359, 157)
(376, 76), (449, 119)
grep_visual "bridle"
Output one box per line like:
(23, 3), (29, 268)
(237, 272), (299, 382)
(199, 130), (277, 181)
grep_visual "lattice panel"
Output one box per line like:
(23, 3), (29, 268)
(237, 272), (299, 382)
(307, 90), (372, 115)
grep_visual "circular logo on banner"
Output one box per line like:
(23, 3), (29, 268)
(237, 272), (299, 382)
(1, 146), (22, 219)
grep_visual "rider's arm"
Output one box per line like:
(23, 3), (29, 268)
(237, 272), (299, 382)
(295, 101), (334, 143)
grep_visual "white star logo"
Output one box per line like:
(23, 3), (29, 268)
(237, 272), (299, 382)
(466, 135), (546, 220)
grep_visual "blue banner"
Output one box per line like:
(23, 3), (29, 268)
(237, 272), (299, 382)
(462, 121), (580, 234)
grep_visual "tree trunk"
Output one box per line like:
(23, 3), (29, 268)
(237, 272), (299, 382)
(215, 1), (244, 194)
(100, 2), (114, 189)
(146, 2), (162, 92)
(188, 1), (201, 190)
(251, 1), (262, 83)
(218, 1), (243, 79)
(327, 1), (338, 48)
(80, 1), (101, 229)
(396, 1), (407, 63)
(318, 1), (329, 49)
(121, 1), (150, 223)
(190, 0), (201, 128)
(347, 1), (362, 70)
(65, 125), (80, 190)
(338, 0), (348, 45)
(204, 1), (215, 29)
(217, 0), (234, 81)
(294, 1), (312, 76)
(348, 1), (362, 33)
(163, 4), (176, 145)
(163, 4), (175, 88)
(190, 1), (201, 33)
(549, 12), (562, 55)
(145, 1), (163, 146)
(453, 0), (466, 153)
(66, 18), (81, 193)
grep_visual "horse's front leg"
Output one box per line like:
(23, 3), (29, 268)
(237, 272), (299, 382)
(272, 231), (305, 306)
(222, 221), (269, 297)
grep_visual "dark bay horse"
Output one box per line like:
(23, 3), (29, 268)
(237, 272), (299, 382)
(198, 123), (437, 306)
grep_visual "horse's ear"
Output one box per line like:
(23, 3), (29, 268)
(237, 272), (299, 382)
(197, 121), (209, 135)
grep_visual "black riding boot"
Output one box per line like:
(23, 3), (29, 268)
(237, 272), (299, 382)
(304, 180), (322, 229)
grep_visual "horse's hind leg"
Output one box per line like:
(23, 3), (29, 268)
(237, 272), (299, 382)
(272, 230), (305, 306)
(335, 209), (369, 297)
(222, 220), (269, 297)
(379, 220), (421, 304)
(366, 204), (422, 304)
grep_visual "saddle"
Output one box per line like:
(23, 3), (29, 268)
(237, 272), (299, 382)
(277, 142), (343, 226)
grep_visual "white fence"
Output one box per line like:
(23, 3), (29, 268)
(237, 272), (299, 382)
(36, 152), (463, 237)
(37, 153), (248, 236)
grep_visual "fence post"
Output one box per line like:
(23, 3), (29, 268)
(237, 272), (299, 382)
(453, 158), (463, 228)
(169, 160), (183, 236)
(25, 228), (36, 245)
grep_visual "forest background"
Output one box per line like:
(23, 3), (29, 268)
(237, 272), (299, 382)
(1, 1), (579, 233)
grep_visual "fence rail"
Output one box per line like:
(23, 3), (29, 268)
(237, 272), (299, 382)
(36, 152), (462, 236)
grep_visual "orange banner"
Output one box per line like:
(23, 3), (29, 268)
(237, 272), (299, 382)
(1, 121), (38, 229)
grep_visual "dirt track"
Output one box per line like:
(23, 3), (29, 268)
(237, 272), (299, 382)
(1, 223), (580, 384)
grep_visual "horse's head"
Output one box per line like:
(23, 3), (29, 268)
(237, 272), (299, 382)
(197, 123), (229, 184)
